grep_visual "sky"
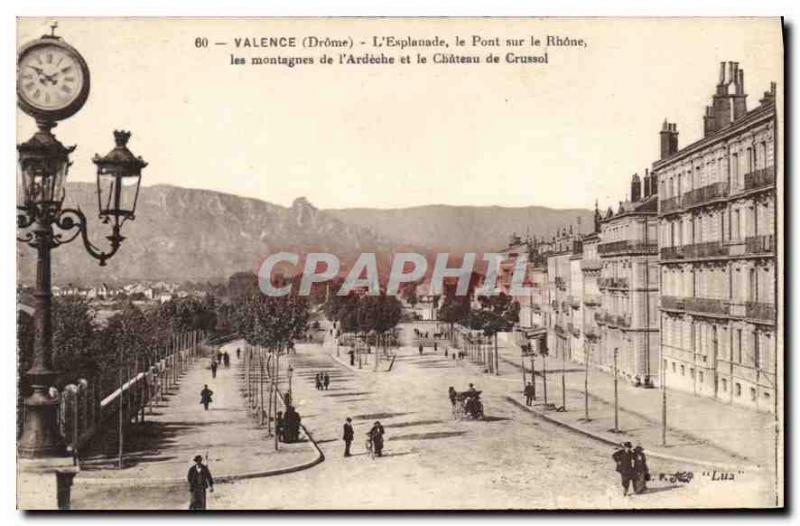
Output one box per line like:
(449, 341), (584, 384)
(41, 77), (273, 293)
(16, 17), (783, 211)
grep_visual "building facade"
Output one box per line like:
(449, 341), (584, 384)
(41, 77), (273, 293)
(598, 174), (660, 386)
(655, 62), (778, 412)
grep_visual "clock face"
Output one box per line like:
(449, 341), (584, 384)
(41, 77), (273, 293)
(17, 38), (90, 121)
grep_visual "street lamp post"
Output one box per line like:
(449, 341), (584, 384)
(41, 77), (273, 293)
(16, 28), (146, 459)
(17, 128), (146, 458)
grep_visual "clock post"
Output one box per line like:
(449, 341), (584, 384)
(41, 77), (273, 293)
(16, 24), (146, 508)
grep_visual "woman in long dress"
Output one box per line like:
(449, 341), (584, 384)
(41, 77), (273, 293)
(632, 445), (650, 494)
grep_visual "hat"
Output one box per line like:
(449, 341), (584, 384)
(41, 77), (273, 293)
(622, 442), (633, 448)
(193, 455), (203, 462)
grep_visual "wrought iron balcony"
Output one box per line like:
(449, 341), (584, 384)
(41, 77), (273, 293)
(660, 195), (682, 214)
(554, 277), (567, 291)
(745, 234), (775, 254)
(660, 246), (684, 260)
(684, 297), (730, 315)
(583, 294), (601, 307)
(745, 301), (776, 322)
(683, 181), (729, 208)
(584, 326), (600, 341)
(660, 295), (685, 311)
(744, 166), (776, 192)
(598, 240), (658, 255)
(599, 277), (629, 289)
(580, 259), (602, 271)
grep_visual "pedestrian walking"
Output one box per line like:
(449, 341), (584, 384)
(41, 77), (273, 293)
(448, 386), (457, 407)
(434, 342), (438, 352)
(367, 421), (385, 458)
(187, 455), (214, 510)
(418, 344), (423, 356)
(524, 382), (535, 406)
(284, 405), (301, 442)
(612, 442), (635, 496)
(315, 373), (322, 390)
(236, 347), (241, 360)
(632, 445), (650, 494)
(343, 417), (354, 457)
(210, 359), (218, 379)
(200, 384), (213, 411)
(444, 346), (448, 357)
(323, 372), (330, 390)
(348, 349), (355, 366)
(223, 352), (230, 368)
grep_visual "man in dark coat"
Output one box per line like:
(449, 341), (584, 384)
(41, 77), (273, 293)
(188, 455), (214, 510)
(524, 382), (535, 406)
(342, 417), (354, 457)
(368, 421), (385, 457)
(200, 385), (213, 411)
(612, 442), (635, 496)
(210, 359), (218, 379)
(323, 372), (330, 390)
(275, 411), (285, 442)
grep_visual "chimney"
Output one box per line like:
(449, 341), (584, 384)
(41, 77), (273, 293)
(631, 173), (642, 202)
(642, 168), (651, 197)
(732, 64), (747, 121)
(759, 81), (777, 106)
(660, 120), (679, 159)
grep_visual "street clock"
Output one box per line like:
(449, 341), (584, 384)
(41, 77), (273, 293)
(17, 24), (90, 123)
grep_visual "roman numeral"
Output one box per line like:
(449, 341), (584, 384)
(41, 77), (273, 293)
(61, 85), (71, 93)
(33, 89), (40, 99)
(64, 76), (75, 82)
(24, 82), (34, 90)
(45, 93), (51, 103)
(61, 66), (72, 73)
(47, 53), (53, 63)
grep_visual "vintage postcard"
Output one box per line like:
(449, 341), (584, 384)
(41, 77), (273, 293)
(15, 17), (783, 510)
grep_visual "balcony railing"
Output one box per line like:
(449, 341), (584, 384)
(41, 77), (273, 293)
(685, 297), (730, 315)
(599, 277), (629, 289)
(554, 323), (566, 336)
(744, 166), (776, 192)
(616, 314), (631, 328)
(660, 246), (683, 260)
(580, 259), (602, 271)
(663, 241), (730, 260)
(583, 294), (601, 307)
(584, 327), (600, 340)
(660, 195), (682, 214)
(594, 311), (606, 325)
(567, 322), (581, 337)
(745, 234), (775, 254)
(598, 240), (658, 255)
(554, 277), (566, 291)
(683, 181), (730, 208)
(746, 301), (775, 322)
(660, 296), (685, 311)
(568, 295), (581, 308)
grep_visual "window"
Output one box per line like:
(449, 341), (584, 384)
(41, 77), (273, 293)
(680, 365), (685, 376)
(690, 368), (695, 379)
(672, 362), (676, 373)
(754, 331), (760, 369)
(699, 371), (704, 383)
(750, 388), (756, 401)
(737, 329), (743, 364)
(721, 378), (728, 392)
(735, 383), (742, 396)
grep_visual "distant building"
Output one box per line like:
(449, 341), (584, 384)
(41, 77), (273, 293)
(598, 172), (660, 387)
(580, 209), (603, 368)
(655, 62), (778, 411)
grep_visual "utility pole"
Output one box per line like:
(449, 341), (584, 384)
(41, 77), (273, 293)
(542, 353), (548, 405)
(561, 341), (567, 410)
(613, 346), (620, 433)
(530, 352), (536, 400)
(117, 347), (124, 470)
(584, 342), (590, 421)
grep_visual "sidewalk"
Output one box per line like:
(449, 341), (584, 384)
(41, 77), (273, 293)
(494, 342), (776, 470)
(72, 342), (320, 492)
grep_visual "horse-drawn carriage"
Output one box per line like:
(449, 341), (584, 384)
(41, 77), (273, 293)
(452, 389), (485, 420)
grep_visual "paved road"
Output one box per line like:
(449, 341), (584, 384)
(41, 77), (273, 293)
(212, 339), (774, 510)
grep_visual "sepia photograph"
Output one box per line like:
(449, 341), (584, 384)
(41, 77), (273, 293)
(12, 15), (784, 511)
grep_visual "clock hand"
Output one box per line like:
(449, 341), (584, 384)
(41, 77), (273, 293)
(26, 65), (45, 75)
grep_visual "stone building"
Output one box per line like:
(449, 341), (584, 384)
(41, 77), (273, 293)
(598, 173), (660, 386)
(546, 227), (583, 363)
(580, 207), (603, 368)
(655, 61), (778, 412)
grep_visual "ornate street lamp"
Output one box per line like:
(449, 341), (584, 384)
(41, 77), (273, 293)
(16, 26), (146, 458)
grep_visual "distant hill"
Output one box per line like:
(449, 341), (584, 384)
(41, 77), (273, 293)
(326, 204), (593, 253)
(17, 183), (592, 284)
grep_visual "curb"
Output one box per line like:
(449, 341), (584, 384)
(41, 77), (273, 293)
(75, 425), (324, 488)
(505, 397), (764, 473)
